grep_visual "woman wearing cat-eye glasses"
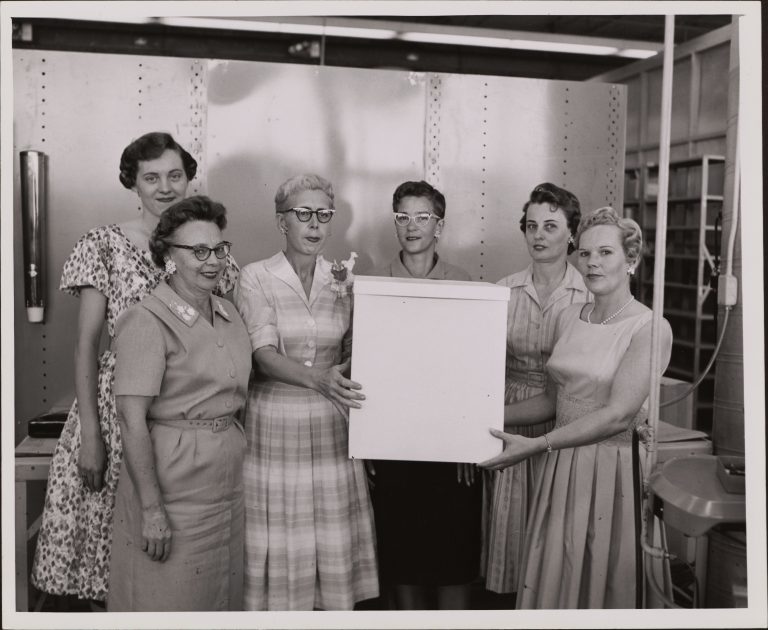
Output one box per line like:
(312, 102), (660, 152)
(234, 174), (378, 610)
(368, 180), (479, 610)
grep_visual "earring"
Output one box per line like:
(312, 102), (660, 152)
(627, 266), (635, 275)
(568, 236), (575, 245)
(164, 257), (177, 274)
(279, 227), (287, 236)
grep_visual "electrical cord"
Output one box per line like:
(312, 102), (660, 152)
(659, 306), (731, 408)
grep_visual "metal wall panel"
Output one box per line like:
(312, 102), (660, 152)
(697, 43), (730, 137)
(205, 61), (426, 274)
(432, 73), (626, 282)
(12, 50), (202, 441)
(12, 50), (625, 438)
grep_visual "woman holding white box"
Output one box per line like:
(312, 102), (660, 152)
(234, 174), (378, 610)
(483, 183), (589, 597)
(481, 207), (673, 608)
(369, 180), (481, 610)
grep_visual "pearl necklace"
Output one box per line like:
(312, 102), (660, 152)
(588, 296), (635, 325)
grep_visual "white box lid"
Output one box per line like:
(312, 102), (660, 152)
(354, 275), (511, 301)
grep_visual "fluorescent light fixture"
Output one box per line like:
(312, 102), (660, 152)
(617, 49), (659, 59)
(398, 32), (656, 58)
(57, 15), (661, 59)
(158, 17), (396, 39)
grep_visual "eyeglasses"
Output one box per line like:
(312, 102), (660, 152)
(393, 212), (441, 227)
(393, 212), (442, 227)
(168, 241), (231, 261)
(278, 207), (336, 223)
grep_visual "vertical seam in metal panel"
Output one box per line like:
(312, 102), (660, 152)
(136, 61), (145, 212)
(189, 59), (206, 196)
(425, 74), (441, 189)
(564, 85), (570, 190)
(607, 84), (621, 209)
(479, 80), (489, 281)
(39, 53), (49, 406)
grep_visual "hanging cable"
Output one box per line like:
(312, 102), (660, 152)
(660, 307), (731, 408)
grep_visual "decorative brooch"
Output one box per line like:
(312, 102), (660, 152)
(169, 300), (197, 323)
(216, 301), (230, 318)
(330, 251), (358, 300)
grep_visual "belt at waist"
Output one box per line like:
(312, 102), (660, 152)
(148, 415), (237, 433)
(505, 368), (546, 389)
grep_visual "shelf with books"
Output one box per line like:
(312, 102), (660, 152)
(625, 155), (724, 432)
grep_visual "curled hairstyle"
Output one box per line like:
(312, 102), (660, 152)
(392, 180), (446, 218)
(274, 174), (335, 212)
(576, 206), (643, 265)
(520, 182), (581, 254)
(119, 132), (198, 189)
(149, 196), (228, 267)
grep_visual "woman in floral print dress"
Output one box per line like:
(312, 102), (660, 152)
(30, 132), (238, 604)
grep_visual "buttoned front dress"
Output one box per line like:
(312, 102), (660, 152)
(483, 263), (589, 594)
(107, 282), (251, 611)
(235, 252), (378, 611)
(31, 225), (239, 601)
(368, 254), (483, 586)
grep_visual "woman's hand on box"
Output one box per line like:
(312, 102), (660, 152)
(479, 429), (543, 471)
(314, 358), (365, 417)
(456, 462), (477, 486)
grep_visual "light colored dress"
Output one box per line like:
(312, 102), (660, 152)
(517, 306), (664, 609)
(31, 225), (238, 601)
(107, 282), (251, 611)
(368, 253), (482, 587)
(235, 251), (378, 611)
(484, 263), (588, 593)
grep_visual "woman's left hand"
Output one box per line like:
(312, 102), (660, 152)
(479, 429), (541, 471)
(313, 359), (365, 417)
(456, 462), (477, 486)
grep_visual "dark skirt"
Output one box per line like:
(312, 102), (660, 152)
(372, 460), (482, 586)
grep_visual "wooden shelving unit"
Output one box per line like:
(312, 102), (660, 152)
(624, 155), (725, 433)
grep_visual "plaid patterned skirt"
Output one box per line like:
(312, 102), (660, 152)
(242, 380), (378, 610)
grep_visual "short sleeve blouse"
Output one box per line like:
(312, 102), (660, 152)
(59, 224), (240, 339)
(113, 282), (252, 420)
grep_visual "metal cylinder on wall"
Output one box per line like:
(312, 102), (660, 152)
(20, 150), (47, 323)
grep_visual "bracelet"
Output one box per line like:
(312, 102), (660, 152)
(543, 433), (553, 453)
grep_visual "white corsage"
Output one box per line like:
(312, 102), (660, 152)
(329, 251), (358, 300)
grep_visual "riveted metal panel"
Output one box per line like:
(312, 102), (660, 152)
(12, 51), (625, 440)
(11, 50), (201, 441)
(427, 73), (626, 283)
(205, 60), (426, 273)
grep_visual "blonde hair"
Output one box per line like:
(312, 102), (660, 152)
(274, 174), (334, 212)
(575, 206), (643, 264)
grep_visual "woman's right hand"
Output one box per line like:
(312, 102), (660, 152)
(78, 430), (107, 492)
(314, 359), (365, 417)
(141, 504), (172, 562)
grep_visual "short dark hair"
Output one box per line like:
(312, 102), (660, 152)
(519, 182), (582, 254)
(392, 180), (446, 218)
(149, 196), (228, 267)
(119, 132), (197, 189)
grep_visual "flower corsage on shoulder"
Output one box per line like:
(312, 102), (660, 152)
(329, 251), (358, 300)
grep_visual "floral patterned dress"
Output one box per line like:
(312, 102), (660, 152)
(30, 224), (238, 601)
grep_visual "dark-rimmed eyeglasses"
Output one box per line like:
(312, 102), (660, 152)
(393, 212), (441, 227)
(168, 241), (231, 261)
(278, 207), (336, 223)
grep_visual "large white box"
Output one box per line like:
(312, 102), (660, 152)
(348, 276), (510, 463)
